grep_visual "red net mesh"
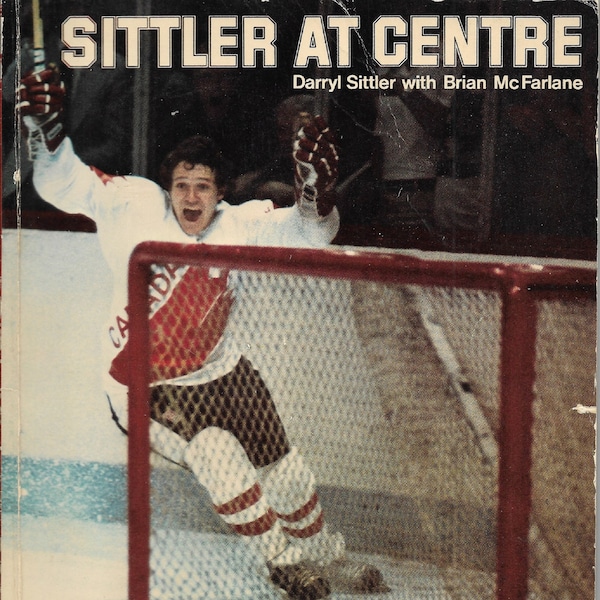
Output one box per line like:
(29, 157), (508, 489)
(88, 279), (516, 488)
(127, 245), (595, 600)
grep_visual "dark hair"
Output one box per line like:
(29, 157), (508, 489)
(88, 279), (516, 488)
(158, 135), (232, 191)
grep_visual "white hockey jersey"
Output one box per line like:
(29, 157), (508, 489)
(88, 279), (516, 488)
(33, 138), (340, 396)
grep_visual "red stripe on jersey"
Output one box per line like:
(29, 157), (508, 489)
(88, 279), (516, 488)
(282, 512), (324, 538)
(276, 493), (319, 523)
(90, 165), (123, 186)
(109, 265), (232, 385)
(214, 483), (262, 516)
(230, 509), (277, 536)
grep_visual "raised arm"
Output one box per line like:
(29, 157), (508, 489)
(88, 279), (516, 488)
(261, 115), (340, 247)
(18, 64), (66, 155)
(17, 64), (131, 220)
(293, 115), (339, 218)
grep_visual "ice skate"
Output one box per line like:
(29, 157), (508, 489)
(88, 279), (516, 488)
(268, 562), (331, 600)
(319, 557), (390, 594)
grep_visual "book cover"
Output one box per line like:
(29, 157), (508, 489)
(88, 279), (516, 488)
(2, 1), (597, 599)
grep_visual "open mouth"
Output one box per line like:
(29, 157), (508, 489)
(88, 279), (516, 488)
(183, 208), (202, 222)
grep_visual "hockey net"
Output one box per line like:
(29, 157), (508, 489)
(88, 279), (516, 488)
(127, 242), (596, 600)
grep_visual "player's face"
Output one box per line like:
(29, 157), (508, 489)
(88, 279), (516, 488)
(170, 162), (224, 236)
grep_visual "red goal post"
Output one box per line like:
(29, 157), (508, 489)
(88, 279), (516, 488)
(127, 242), (596, 600)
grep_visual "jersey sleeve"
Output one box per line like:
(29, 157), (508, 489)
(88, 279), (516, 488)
(32, 137), (161, 224)
(233, 199), (340, 248)
(32, 137), (110, 219)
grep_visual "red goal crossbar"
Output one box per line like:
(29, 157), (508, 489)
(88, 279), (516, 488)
(127, 242), (596, 600)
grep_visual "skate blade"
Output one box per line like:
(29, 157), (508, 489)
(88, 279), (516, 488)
(268, 562), (331, 600)
(319, 559), (391, 594)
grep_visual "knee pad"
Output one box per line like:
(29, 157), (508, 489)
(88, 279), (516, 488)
(261, 447), (316, 516)
(183, 427), (258, 505)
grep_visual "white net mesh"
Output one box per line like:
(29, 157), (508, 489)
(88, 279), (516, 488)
(129, 248), (595, 600)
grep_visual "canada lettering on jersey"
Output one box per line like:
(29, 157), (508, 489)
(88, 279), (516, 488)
(108, 264), (232, 385)
(108, 263), (184, 350)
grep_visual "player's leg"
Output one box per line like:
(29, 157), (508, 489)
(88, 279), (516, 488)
(151, 363), (331, 599)
(110, 386), (328, 599)
(260, 447), (344, 566)
(148, 355), (386, 596)
(225, 357), (387, 594)
(207, 359), (342, 566)
(260, 447), (388, 594)
(183, 427), (287, 561)
(183, 427), (330, 600)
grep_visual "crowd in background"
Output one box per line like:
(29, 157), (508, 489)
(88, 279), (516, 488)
(2, 0), (597, 257)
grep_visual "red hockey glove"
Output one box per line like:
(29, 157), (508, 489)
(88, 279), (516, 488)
(18, 64), (66, 154)
(293, 116), (339, 216)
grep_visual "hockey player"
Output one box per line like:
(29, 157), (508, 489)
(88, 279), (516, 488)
(18, 65), (388, 599)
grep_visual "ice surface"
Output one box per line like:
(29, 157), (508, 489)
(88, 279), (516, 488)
(2, 514), (128, 600)
(2, 514), (457, 600)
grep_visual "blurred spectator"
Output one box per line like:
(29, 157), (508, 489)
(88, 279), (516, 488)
(154, 67), (278, 191)
(232, 93), (379, 221)
(372, 64), (457, 233)
(494, 66), (597, 239)
(231, 94), (315, 206)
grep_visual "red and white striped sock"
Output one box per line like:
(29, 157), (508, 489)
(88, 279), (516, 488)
(184, 427), (288, 561)
(261, 447), (345, 565)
